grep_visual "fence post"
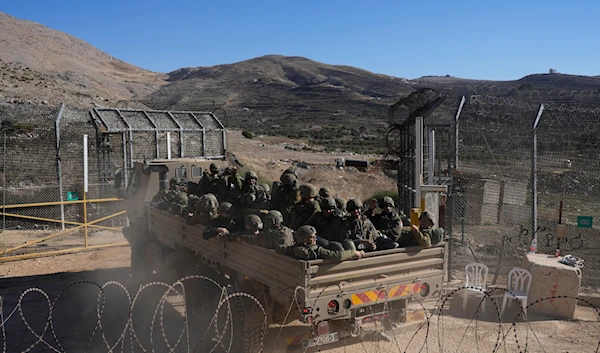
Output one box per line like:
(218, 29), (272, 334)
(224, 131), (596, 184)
(454, 96), (465, 170)
(55, 103), (66, 230)
(532, 104), (544, 239)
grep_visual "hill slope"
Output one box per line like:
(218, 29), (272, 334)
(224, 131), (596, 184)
(0, 12), (166, 107)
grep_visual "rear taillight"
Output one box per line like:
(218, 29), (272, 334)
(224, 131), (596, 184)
(420, 283), (430, 297)
(317, 321), (329, 336)
(327, 300), (339, 315)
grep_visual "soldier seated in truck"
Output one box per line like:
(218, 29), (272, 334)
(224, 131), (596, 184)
(202, 202), (240, 239)
(340, 199), (399, 252)
(222, 214), (263, 243)
(398, 210), (442, 248)
(305, 197), (346, 251)
(365, 196), (403, 242)
(290, 225), (365, 261)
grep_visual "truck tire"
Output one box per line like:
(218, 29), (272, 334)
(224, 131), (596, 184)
(217, 295), (265, 353)
(184, 266), (219, 320)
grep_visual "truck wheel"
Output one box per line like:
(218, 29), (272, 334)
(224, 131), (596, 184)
(184, 266), (219, 320)
(216, 295), (265, 353)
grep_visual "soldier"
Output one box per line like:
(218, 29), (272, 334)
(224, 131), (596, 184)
(290, 225), (365, 261)
(272, 173), (300, 219)
(203, 202), (239, 239)
(335, 198), (347, 216)
(223, 214), (263, 243)
(241, 171), (260, 195)
(366, 196), (402, 242)
(287, 184), (321, 230)
(315, 187), (331, 204)
(168, 180), (189, 216)
(186, 193), (218, 225)
(200, 163), (220, 195)
(398, 211), (439, 248)
(260, 210), (294, 253)
(340, 198), (399, 252)
(252, 183), (271, 209)
(305, 197), (346, 251)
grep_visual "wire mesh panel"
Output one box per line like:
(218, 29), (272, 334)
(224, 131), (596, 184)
(449, 97), (541, 285)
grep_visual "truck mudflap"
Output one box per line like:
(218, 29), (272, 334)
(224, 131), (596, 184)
(285, 309), (427, 351)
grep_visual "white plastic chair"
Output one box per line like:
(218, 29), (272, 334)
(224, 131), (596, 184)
(500, 267), (532, 318)
(463, 263), (489, 313)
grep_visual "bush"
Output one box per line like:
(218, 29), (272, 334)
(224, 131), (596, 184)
(242, 130), (254, 139)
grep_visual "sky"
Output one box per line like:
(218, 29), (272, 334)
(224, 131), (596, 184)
(1, 0), (599, 80)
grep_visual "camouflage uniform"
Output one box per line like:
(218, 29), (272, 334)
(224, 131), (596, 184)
(202, 202), (239, 239)
(199, 163), (220, 195)
(305, 198), (343, 242)
(340, 199), (398, 251)
(272, 174), (300, 220)
(290, 225), (356, 261)
(186, 193), (218, 225)
(287, 184), (321, 230)
(398, 229), (432, 248)
(258, 211), (294, 253)
(366, 197), (402, 241)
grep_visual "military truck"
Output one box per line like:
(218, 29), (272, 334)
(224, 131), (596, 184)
(120, 158), (446, 353)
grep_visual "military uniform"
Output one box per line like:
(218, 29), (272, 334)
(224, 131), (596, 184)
(202, 216), (239, 239)
(398, 228), (432, 248)
(366, 209), (402, 241)
(291, 244), (356, 261)
(287, 200), (320, 230)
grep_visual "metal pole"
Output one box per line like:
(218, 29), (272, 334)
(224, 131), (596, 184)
(166, 132), (172, 159)
(55, 103), (66, 230)
(415, 116), (423, 209)
(532, 104), (544, 239)
(455, 96), (465, 170)
(83, 134), (89, 248)
(2, 130), (5, 232)
(122, 132), (128, 189)
(428, 129), (435, 184)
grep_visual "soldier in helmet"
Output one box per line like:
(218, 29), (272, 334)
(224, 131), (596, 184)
(186, 193), (218, 225)
(281, 167), (298, 179)
(241, 171), (259, 195)
(287, 184), (321, 230)
(200, 163), (220, 195)
(305, 197), (346, 251)
(315, 187), (331, 204)
(203, 202), (239, 239)
(272, 173), (300, 219)
(340, 198), (399, 251)
(254, 183), (272, 209)
(366, 196), (403, 242)
(224, 214), (264, 243)
(335, 198), (347, 216)
(397, 210), (439, 248)
(259, 210), (294, 253)
(290, 225), (365, 261)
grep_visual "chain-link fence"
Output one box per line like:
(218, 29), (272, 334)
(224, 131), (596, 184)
(447, 95), (600, 293)
(0, 103), (225, 257)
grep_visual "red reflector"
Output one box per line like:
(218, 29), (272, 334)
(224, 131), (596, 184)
(307, 316), (313, 323)
(317, 321), (329, 336)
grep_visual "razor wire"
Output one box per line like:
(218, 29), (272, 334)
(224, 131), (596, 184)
(0, 276), (599, 353)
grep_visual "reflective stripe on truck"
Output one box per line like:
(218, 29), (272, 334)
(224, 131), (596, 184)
(350, 282), (421, 305)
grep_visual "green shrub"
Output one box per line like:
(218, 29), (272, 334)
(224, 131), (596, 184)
(242, 130), (254, 139)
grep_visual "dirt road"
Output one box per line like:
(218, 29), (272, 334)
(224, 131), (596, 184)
(0, 247), (598, 353)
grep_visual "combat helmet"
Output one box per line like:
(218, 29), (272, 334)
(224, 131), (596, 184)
(346, 198), (363, 212)
(294, 225), (316, 244)
(380, 196), (395, 208)
(299, 184), (318, 198)
(245, 214), (263, 230)
(280, 173), (297, 188)
(264, 210), (284, 228)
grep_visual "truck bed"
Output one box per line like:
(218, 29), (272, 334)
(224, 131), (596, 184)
(149, 208), (445, 317)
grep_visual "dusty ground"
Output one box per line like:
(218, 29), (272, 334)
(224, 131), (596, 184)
(0, 246), (598, 352)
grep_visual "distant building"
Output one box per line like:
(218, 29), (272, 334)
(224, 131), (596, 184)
(549, 68), (558, 74)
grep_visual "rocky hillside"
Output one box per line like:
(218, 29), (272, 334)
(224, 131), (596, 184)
(0, 12), (166, 107)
